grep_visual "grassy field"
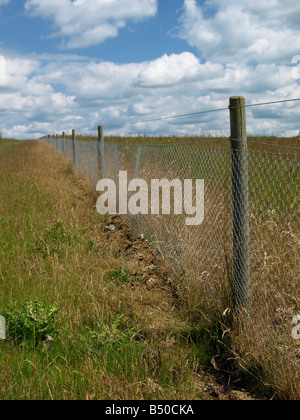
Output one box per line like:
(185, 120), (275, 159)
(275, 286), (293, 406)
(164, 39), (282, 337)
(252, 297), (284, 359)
(46, 134), (300, 398)
(0, 139), (19, 152)
(0, 139), (269, 400)
(61, 134), (300, 153)
(1, 139), (299, 400)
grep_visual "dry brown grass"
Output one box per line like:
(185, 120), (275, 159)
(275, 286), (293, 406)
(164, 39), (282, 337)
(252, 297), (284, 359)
(2, 138), (297, 399)
(2, 140), (259, 400)
(87, 138), (300, 399)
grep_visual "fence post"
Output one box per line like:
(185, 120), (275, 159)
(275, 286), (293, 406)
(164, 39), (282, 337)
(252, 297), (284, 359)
(72, 129), (76, 164)
(229, 96), (250, 316)
(98, 125), (105, 177)
(62, 131), (65, 156)
(114, 144), (119, 177)
(134, 146), (142, 179)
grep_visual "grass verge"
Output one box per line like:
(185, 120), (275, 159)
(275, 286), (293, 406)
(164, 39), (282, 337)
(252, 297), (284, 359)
(0, 140), (280, 400)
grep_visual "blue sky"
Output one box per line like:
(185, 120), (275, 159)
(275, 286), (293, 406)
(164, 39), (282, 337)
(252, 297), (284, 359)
(0, 0), (188, 60)
(0, 0), (300, 139)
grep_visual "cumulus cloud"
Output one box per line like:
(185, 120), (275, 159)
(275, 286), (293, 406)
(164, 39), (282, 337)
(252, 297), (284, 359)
(0, 53), (77, 138)
(25, 0), (158, 49)
(1, 0), (295, 139)
(1, 48), (300, 139)
(135, 52), (224, 88)
(178, 0), (300, 64)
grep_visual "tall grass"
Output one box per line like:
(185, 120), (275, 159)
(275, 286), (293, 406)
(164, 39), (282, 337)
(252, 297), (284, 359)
(1, 139), (298, 400)
(63, 136), (299, 399)
(0, 140), (217, 400)
(0, 139), (18, 152)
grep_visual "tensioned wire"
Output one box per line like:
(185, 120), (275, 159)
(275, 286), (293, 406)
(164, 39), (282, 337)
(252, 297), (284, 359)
(102, 97), (300, 151)
(103, 98), (300, 130)
(229, 138), (300, 151)
(56, 97), (300, 151)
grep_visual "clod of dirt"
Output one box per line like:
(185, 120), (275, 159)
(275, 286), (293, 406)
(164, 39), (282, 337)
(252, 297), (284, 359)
(196, 372), (255, 400)
(225, 390), (254, 401)
(146, 278), (160, 290)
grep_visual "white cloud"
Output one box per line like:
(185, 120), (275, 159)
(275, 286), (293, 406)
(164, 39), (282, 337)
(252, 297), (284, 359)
(179, 0), (300, 64)
(135, 52), (223, 88)
(1, 48), (300, 140)
(25, 0), (158, 49)
(0, 53), (77, 138)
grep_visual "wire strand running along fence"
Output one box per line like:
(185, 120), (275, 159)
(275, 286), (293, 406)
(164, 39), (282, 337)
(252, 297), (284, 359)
(43, 96), (300, 396)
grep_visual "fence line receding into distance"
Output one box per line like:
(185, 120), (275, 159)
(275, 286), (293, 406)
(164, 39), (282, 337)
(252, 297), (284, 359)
(43, 96), (300, 397)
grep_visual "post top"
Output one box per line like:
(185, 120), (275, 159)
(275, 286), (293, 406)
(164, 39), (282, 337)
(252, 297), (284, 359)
(230, 96), (246, 101)
(229, 96), (246, 110)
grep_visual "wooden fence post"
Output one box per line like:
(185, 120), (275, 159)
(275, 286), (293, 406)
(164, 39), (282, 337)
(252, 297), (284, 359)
(98, 125), (105, 177)
(72, 129), (76, 164)
(62, 131), (65, 155)
(134, 146), (142, 179)
(229, 96), (250, 316)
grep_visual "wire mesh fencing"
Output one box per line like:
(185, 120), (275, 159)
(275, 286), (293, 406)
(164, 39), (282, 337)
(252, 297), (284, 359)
(43, 92), (300, 397)
(43, 132), (299, 396)
(235, 148), (299, 394)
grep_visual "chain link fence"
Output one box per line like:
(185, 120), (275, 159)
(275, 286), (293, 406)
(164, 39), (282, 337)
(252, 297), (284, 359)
(43, 108), (299, 397)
